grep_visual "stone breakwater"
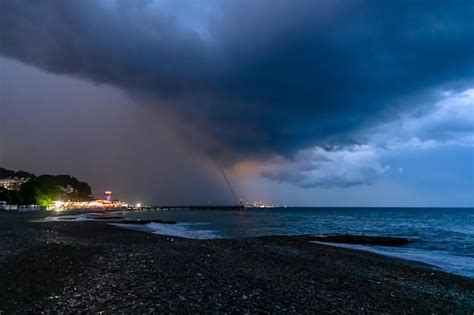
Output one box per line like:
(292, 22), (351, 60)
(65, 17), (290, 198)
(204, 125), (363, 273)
(306, 234), (410, 246)
(0, 212), (473, 313)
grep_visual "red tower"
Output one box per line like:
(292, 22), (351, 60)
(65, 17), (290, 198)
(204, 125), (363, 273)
(104, 191), (112, 202)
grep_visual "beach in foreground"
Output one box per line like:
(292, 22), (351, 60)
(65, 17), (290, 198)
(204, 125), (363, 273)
(0, 212), (473, 313)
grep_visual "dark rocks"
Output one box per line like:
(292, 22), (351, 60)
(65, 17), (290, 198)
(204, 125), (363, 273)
(85, 216), (125, 220)
(308, 234), (410, 246)
(83, 213), (177, 224)
(112, 219), (177, 225)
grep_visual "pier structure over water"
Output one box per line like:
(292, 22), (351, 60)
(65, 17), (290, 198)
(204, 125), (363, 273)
(138, 205), (244, 211)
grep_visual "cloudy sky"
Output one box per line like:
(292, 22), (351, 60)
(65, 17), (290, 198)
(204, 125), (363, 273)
(1, 0), (473, 206)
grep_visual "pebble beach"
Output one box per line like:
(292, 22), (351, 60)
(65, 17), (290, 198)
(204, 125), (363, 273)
(0, 211), (473, 313)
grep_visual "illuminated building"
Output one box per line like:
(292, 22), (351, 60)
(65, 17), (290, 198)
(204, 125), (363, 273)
(104, 191), (113, 202)
(59, 184), (75, 194)
(0, 177), (30, 190)
(49, 199), (129, 212)
(0, 201), (18, 211)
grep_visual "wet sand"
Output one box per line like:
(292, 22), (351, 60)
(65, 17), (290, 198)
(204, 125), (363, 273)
(0, 211), (473, 313)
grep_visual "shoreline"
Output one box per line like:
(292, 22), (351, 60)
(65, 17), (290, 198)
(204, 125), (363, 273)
(39, 210), (474, 278)
(0, 212), (473, 312)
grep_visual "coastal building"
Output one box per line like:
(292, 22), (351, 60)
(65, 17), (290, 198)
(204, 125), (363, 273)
(104, 191), (113, 202)
(0, 202), (18, 211)
(245, 201), (275, 208)
(50, 199), (128, 212)
(0, 177), (30, 190)
(59, 184), (75, 195)
(18, 205), (43, 212)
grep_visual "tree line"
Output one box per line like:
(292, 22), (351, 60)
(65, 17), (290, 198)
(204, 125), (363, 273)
(0, 168), (92, 206)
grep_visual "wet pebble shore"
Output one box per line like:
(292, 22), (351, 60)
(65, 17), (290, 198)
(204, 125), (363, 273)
(0, 212), (473, 313)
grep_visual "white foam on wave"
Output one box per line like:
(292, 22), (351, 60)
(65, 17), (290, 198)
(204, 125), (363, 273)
(111, 222), (221, 240)
(443, 226), (474, 236)
(36, 214), (90, 222)
(38, 215), (220, 239)
(311, 241), (474, 278)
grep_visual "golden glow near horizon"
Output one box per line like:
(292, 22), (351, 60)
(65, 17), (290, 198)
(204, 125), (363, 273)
(48, 199), (129, 211)
(53, 200), (64, 212)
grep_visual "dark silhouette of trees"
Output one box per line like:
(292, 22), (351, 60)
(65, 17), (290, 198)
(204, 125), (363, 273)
(36, 175), (92, 201)
(18, 180), (60, 206)
(0, 188), (20, 204)
(0, 167), (35, 179)
(1, 168), (92, 205)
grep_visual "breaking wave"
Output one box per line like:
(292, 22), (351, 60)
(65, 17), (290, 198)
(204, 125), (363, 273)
(112, 222), (220, 240)
(311, 241), (474, 278)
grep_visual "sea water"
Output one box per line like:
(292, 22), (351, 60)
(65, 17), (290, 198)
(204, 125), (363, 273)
(124, 207), (474, 277)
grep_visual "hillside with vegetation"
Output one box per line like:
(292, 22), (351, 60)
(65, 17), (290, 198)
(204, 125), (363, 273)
(0, 167), (34, 179)
(0, 167), (92, 206)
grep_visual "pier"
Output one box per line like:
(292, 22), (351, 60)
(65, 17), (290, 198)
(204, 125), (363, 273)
(138, 205), (244, 211)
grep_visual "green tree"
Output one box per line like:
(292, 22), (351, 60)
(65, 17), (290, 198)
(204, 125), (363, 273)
(18, 180), (58, 207)
(36, 175), (92, 201)
(19, 180), (40, 205)
(36, 191), (53, 207)
(0, 188), (12, 203)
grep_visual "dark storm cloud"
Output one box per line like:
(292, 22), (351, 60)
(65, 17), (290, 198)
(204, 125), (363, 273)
(1, 0), (473, 161)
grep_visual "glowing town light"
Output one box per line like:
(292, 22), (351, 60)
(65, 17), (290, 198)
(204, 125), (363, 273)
(136, 203), (141, 208)
(53, 200), (64, 212)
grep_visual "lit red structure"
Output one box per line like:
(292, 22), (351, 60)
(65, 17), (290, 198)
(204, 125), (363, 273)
(104, 191), (112, 202)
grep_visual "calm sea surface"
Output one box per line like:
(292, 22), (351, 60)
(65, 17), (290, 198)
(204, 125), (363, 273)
(124, 207), (474, 277)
